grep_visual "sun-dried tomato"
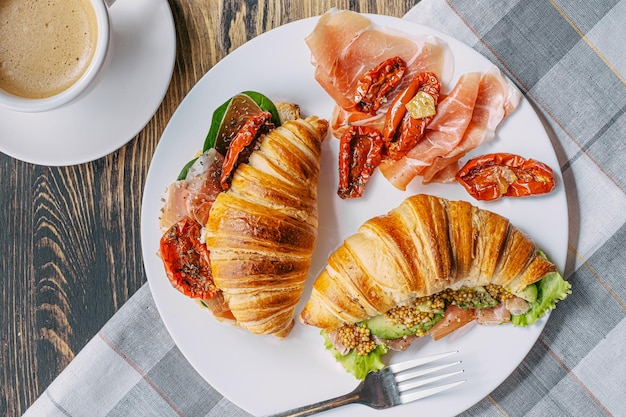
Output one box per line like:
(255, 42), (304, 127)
(338, 125), (384, 199)
(456, 153), (555, 201)
(220, 111), (274, 190)
(382, 71), (440, 159)
(160, 217), (220, 299)
(354, 56), (407, 114)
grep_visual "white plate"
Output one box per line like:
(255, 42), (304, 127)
(141, 14), (568, 417)
(0, 0), (175, 166)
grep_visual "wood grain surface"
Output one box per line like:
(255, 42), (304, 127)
(0, 1), (415, 415)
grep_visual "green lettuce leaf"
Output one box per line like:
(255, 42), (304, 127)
(511, 270), (571, 327)
(322, 331), (387, 380)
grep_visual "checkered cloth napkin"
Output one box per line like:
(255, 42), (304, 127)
(24, 0), (626, 416)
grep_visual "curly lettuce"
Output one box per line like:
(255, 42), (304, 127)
(511, 269), (571, 326)
(322, 331), (387, 380)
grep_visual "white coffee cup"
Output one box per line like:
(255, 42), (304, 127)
(0, 0), (112, 113)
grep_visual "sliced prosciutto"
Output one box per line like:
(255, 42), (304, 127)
(475, 302), (511, 325)
(306, 9), (453, 137)
(379, 72), (482, 190)
(422, 66), (521, 183)
(429, 305), (476, 341)
(160, 149), (224, 230)
(380, 66), (521, 189)
(307, 9), (521, 197)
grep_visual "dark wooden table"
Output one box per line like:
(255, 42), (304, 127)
(0, 1), (416, 415)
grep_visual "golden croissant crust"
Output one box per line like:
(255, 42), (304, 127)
(300, 194), (556, 330)
(205, 116), (328, 338)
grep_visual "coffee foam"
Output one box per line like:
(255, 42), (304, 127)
(0, 0), (98, 99)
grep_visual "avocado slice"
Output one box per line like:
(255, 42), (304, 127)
(365, 314), (414, 339)
(364, 311), (444, 340)
(512, 283), (538, 303)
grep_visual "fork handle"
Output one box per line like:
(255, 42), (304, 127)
(267, 392), (360, 417)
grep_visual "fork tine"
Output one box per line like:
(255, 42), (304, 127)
(398, 369), (464, 391)
(390, 351), (465, 406)
(399, 379), (466, 404)
(394, 360), (461, 383)
(388, 350), (458, 373)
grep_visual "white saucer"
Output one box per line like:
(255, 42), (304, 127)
(0, 0), (176, 166)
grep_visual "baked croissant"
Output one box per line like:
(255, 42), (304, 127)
(300, 193), (557, 330)
(205, 116), (328, 338)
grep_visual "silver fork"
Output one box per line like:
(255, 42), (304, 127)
(268, 351), (465, 417)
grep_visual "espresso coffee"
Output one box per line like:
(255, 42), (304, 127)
(0, 0), (98, 99)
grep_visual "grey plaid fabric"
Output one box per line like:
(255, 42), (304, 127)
(24, 0), (626, 416)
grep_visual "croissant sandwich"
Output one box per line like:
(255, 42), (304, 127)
(159, 92), (328, 338)
(300, 194), (571, 378)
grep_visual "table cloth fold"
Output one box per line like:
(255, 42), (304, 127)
(24, 0), (626, 416)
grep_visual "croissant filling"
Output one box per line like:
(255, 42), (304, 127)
(327, 284), (529, 356)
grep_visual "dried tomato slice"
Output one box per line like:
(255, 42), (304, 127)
(456, 153), (555, 201)
(220, 111), (274, 190)
(382, 71), (440, 159)
(354, 56), (407, 114)
(338, 125), (384, 199)
(159, 217), (219, 299)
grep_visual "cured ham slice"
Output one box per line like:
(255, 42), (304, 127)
(160, 182), (191, 230)
(331, 105), (385, 139)
(475, 303), (511, 325)
(160, 149), (224, 229)
(379, 72), (482, 190)
(306, 9), (453, 137)
(307, 10), (521, 196)
(380, 66), (521, 189)
(421, 66), (521, 183)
